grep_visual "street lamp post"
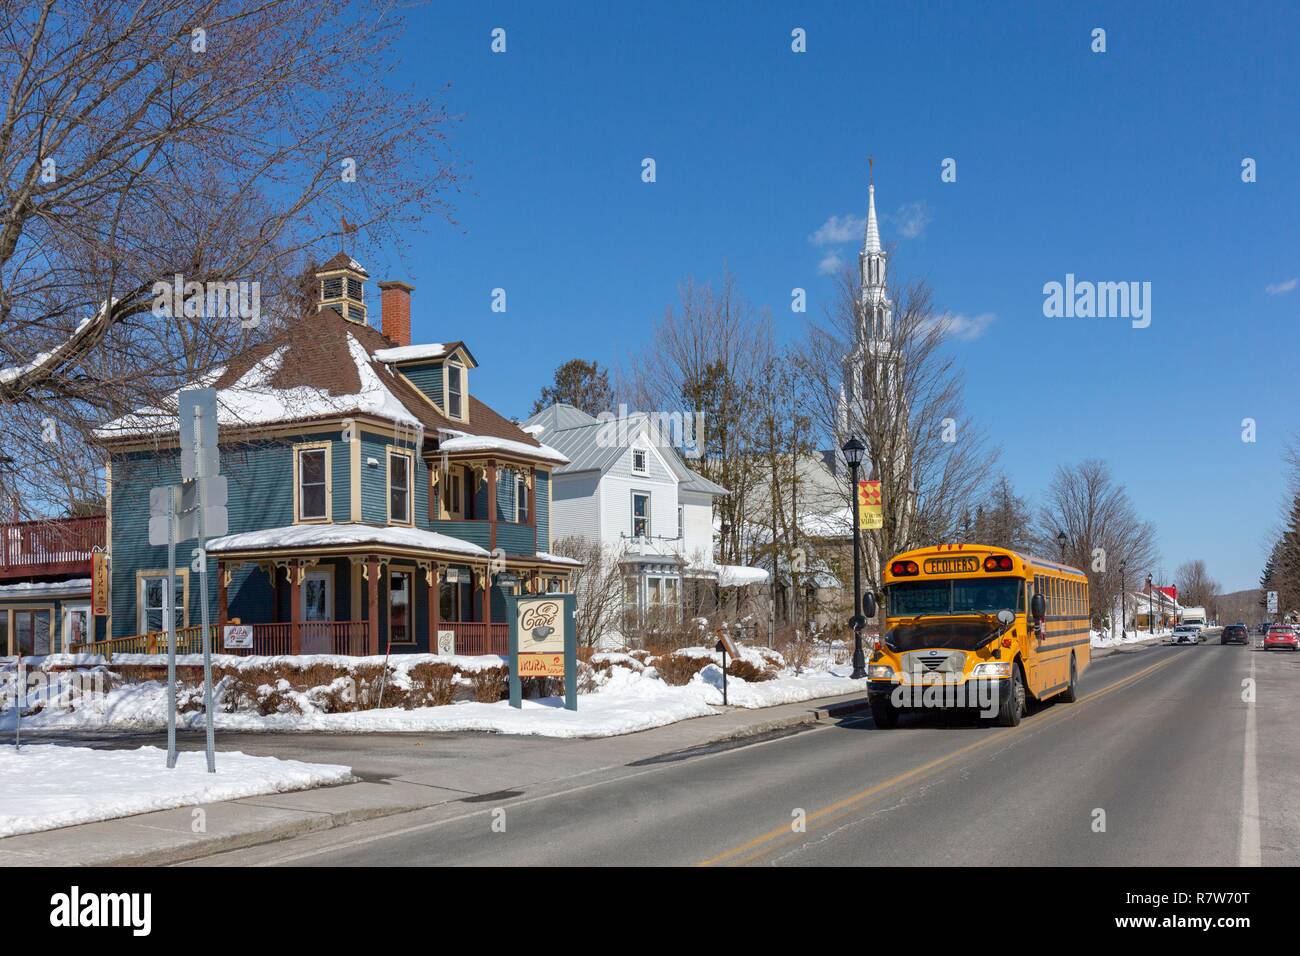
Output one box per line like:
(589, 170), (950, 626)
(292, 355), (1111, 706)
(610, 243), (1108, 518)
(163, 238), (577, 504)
(1119, 560), (1127, 638)
(842, 437), (867, 680)
(1146, 574), (1154, 635)
(1057, 531), (1067, 562)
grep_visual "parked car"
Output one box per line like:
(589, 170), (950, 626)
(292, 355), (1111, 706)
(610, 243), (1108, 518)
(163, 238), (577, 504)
(1220, 624), (1249, 645)
(1257, 622), (1270, 635)
(1171, 624), (1202, 645)
(1263, 626), (1299, 651)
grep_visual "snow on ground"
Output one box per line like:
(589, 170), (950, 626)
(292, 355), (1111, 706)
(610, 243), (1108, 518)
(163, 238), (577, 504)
(1091, 628), (1170, 649)
(5, 645), (865, 738)
(0, 745), (353, 838)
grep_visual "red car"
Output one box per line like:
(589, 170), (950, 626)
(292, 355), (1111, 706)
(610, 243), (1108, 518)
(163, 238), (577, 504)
(1264, 626), (1299, 651)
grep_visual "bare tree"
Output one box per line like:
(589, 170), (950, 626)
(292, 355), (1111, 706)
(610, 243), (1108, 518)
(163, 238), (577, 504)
(1174, 559), (1220, 611)
(1035, 459), (1158, 626)
(549, 535), (626, 649)
(970, 474), (1033, 552)
(0, 0), (461, 517)
(621, 270), (773, 566)
(800, 268), (999, 597)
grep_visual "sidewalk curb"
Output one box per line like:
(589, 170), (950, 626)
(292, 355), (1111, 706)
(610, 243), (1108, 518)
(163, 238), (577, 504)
(701, 696), (872, 746)
(1, 691), (875, 868)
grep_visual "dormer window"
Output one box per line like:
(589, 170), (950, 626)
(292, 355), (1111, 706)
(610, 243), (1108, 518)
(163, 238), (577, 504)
(632, 449), (647, 474)
(447, 363), (464, 419)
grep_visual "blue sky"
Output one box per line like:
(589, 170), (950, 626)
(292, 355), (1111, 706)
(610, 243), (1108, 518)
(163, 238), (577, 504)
(359, 1), (1300, 592)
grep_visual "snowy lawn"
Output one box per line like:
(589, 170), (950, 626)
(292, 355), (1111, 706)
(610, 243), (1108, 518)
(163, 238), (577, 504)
(4, 645), (866, 739)
(0, 745), (353, 838)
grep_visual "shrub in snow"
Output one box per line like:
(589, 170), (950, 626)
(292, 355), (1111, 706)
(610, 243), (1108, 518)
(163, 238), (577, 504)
(470, 666), (509, 703)
(725, 658), (776, 682)
(650, 653), (715, 686)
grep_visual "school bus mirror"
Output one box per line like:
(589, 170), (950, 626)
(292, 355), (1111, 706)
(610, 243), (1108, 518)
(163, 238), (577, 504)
(1031, 593), (1047, 621)
(862, 593), (878, 619)
(997, 609), (1015, 626)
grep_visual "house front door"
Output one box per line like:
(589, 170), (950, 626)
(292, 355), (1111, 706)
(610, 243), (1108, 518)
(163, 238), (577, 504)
(63, 604), (91, 650)
(300, 570), (334, 654)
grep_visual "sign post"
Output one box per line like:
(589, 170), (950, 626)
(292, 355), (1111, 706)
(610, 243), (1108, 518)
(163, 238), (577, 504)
(714, 629), (740, 706)
(148, 388), (226, 772)
(506, 593), (577, 711)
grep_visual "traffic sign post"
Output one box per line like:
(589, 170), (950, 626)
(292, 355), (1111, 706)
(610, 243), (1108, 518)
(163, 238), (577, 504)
(149, 388), (226, 773)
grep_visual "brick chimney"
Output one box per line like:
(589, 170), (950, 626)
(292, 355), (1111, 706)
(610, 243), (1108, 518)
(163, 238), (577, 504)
(378, 280), (414, 346)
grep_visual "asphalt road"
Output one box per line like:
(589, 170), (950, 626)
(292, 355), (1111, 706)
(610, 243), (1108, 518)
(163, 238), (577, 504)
(191, 637), (1300, 866)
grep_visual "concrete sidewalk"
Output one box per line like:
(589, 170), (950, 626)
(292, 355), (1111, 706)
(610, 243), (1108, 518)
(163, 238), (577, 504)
(0, 691), (871, 867)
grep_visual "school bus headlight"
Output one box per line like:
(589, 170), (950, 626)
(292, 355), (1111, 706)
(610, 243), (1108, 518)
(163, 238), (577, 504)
(971, 662), (1012, 678)
(868, 664), (895, 680)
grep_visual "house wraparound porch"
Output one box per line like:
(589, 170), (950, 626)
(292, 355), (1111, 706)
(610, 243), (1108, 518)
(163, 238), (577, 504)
(74, 524), (576, 658)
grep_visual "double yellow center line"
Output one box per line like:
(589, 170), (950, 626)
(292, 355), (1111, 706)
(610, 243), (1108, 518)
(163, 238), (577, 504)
(697, 653), (1181, 866)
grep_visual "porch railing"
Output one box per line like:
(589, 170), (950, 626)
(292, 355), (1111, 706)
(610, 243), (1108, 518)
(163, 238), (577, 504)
(441, 621), (509, 656)
(70, 621), (370, 659)
(0, 515), (105, 580)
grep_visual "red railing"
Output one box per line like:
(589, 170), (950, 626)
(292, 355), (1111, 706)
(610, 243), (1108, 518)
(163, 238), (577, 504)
(70, 621), (372, 659)
(0, 515), (105, 580)
(442, 621), (509, 656)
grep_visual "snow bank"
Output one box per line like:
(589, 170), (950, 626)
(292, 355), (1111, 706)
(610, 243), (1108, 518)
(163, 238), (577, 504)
(0, 745), (352, 838)
(7, 647), (864, 739)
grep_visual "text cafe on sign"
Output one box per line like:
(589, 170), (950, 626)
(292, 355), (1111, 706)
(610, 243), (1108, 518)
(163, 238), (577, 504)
(506, 592), (579, 711)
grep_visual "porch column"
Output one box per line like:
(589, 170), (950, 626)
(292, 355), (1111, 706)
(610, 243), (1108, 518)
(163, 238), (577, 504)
(367, 555), (380, 655)
(481, 566), (491, 625)
(269, 564), (279, 623)
(487, 460), (497, 551)
(289, 560), (302, 654)
(429, 565), (440, 653)
(217, 561), (228, 627)
(529, 468), (538, 552)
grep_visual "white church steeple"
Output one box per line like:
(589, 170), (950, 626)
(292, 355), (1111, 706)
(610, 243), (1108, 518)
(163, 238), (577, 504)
(858, 157), (891, 335)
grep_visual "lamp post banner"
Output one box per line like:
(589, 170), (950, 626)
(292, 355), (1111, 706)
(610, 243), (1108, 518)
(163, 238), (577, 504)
(858, 479), (883, 529)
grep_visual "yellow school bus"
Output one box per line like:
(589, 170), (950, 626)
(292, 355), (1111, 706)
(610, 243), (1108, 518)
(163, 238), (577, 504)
(866, 544), (1091, 727)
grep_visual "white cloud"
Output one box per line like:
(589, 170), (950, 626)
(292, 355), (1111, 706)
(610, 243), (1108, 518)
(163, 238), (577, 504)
(889, 201), (932, 239)
(809, 214), (865, 246)
(922, 311), (996, 342)
(1265, 278), (1297, 295)
(817, 251), (845, 275)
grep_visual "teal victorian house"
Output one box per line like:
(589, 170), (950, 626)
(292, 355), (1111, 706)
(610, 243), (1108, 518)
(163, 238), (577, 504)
(89, 253), (577, 657)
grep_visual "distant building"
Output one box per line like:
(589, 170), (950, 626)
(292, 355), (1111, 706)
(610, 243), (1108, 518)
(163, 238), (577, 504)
(522, 404), (766, 645)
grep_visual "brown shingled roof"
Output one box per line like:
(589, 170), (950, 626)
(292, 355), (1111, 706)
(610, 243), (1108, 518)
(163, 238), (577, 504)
(318, 250), (368, 275)
(212, 306), (541, 449)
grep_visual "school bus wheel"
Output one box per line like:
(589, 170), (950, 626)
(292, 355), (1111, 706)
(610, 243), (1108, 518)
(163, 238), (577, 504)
(994, 663), (1026, 727)
(1059, 653), (1079, 703)
(870, 697), (900, 729)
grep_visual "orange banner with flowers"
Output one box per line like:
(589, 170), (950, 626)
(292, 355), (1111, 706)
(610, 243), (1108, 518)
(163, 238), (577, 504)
(858, 479), (882, 529)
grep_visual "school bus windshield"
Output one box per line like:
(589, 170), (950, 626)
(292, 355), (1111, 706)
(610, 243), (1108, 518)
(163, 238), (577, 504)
(888, 577), (1024, 616)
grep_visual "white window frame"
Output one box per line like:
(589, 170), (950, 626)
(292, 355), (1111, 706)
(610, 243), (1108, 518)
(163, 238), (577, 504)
(387, 446), (414, 526)
(632, 491), (651, 539)
(388, 567), (415, 645)
(444, 361), (467, 422)
(516, 473), (529, 524)
(137, 570), (188, 635)
(294, 442), (332, 523)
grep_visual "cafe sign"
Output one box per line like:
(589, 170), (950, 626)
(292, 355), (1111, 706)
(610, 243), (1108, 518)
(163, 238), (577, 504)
(506, 592), (578, 710)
